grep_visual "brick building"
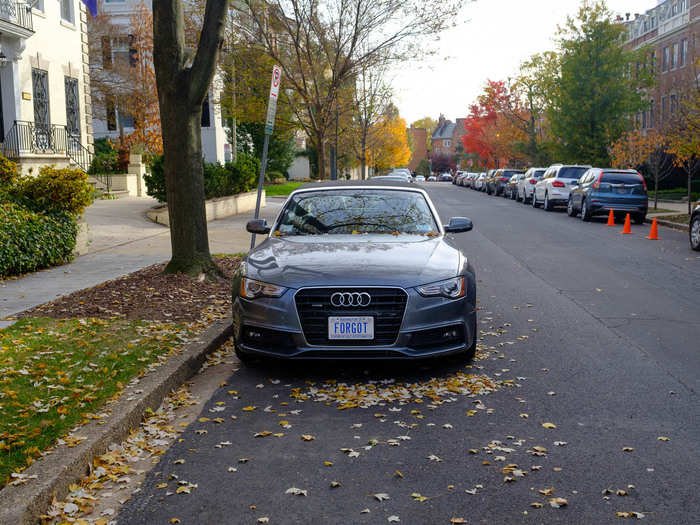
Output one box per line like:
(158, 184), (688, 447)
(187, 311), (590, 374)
(624, 0), (699, 132)
(407, 126), (428, 172)
(430, 115), (467, 159)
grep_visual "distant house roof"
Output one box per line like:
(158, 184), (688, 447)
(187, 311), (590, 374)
(432, 121), (456, 140)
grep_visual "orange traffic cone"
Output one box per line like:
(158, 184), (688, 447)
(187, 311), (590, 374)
(621, 213), (632, 234)
(647, 218), (660, 240)
(606, 210), (615, 226)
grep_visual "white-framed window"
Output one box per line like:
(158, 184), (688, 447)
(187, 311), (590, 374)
(443, 139), (451, 148)
(60, 0), (74, 24)
(671, 42), (678, 69)
(680, 38), (688, 67)
(33, 0), (44, 11)
(662, 47), (669, 71)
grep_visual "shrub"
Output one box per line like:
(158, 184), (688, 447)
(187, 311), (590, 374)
(89, 138), (120, 174)
(16, 166), (94, 216)
(145, 153), (260, 202)
(0, 155), (19, 188)
(0, 203), (77, 277)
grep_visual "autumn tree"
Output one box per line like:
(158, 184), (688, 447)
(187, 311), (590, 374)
(548, 1), (653, 165)
(238, 0), (464, 179)
(367, 107), (411, 172)
(152, 0), (229, 276)
(610, 128), (674, 210)
(411, 117), (438, 151)
(88, 1), (162, 154)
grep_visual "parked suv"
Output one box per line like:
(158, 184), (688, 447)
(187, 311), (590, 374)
(689, 203), (700, 251)
(518, 167), (546, 204)
(533, 164), (591, 210)
(488, 169), (525, 196)
(567, 168), (648, 223)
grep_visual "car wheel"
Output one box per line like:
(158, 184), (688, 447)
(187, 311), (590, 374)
(691, 215), (700, 251)
(235, 345), (256, 366)
(633, 213), (645, 225)
(581, 199), (591, 221)
(544, 192), (553, 211)
(567, 197), (576, 217)
(532, 192), (538, 208)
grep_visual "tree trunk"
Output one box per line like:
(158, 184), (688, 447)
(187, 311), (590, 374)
(360, 136), (367, 180)
(161, 103), (218, 276)
(317, 136), (327, 180)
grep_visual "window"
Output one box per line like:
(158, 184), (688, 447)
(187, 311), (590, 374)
(650, 51), (656, 74)
(671, 42), (678, 69)
(106, 100), (116, 131)
(201, 93), (211, 128)
(680, 39), (688, 67)
(443, 139), (451, 148)
(64, 77), (80, 138)
(661, 96), (668, 121)
(60, 0), (74, 24)
(641, 110), (647, 129)
(670, 95), (677, 114)
(662, 47), (669, 71)
(101, 37), (112, 69)
(649, 99), (655, 129)
(33, 0), (44, 11)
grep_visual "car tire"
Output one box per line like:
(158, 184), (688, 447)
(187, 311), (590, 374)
(581, 199), (591, 221)
(567, 197), (576, 217)
(235, 345), (256, 366)
(532, 192), (538, 208)
(691, 215), (700, 251)
(634, 213), (645, 225)
(544, 192), (553, 211)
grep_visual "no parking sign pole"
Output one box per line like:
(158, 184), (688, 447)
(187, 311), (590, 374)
(250, 65), (282, 249)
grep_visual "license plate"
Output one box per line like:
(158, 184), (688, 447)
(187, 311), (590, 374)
(328, 316), (374, 340)
(615, 188), (628, 194)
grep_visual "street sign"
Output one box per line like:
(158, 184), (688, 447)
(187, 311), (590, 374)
(264, 65), (282, 135)
(252, 65), (282, 249)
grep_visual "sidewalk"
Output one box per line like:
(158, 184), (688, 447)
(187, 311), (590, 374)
(0, 196), (282, 321)
(647, 199), (694, 215)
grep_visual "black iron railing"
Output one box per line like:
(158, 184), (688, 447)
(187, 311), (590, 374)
(2, 120), (92, 173)
(0, 2), (33, 32)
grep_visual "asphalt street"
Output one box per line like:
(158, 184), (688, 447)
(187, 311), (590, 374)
(118, 183), (700, 525)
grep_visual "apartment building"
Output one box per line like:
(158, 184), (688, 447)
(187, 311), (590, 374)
(625, 0), (699, 131)
(0, 0), (93, 173)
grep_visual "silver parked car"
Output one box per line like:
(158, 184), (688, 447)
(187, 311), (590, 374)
(518, 167), (546, 204)
(234, 182), (478, 361)
(533, 164), (591, 211)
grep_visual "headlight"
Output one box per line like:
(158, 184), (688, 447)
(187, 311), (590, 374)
(240, 278), (287, 299)
(417, 277), (466, 299)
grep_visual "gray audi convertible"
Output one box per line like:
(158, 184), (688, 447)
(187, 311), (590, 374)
(232, 181), (477, 361)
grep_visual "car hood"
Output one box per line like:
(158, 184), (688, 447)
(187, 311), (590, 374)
(244, 235), (463, 289)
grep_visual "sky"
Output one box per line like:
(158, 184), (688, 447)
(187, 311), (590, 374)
(393, 0), (657, 125)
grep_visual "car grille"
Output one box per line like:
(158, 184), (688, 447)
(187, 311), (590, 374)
(294, 288), (407, 346)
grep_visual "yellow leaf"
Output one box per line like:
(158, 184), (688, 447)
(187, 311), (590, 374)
(395, 470), (404, 478)
(157, 483), (168, 489)
(174, 459), (185, 464)
(198, 417), (210, 422)
(324, 461), (334, 467)
(213, 418), (224, 423)
(169, 520), (181, 524)
(657, 436), (670, 441)
(301, 434), (315, 441)
(530, 502), (543, 508)
(243, 406), (257, 412)
(539, 487), (554, 496)
(541, 422), (557, 429)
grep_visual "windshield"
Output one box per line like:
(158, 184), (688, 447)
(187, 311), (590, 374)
(601, 173), (643, 184)
(558, 166), (588, 179)
(276, 189), (439, 235)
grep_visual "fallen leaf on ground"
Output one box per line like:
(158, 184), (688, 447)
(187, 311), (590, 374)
(301, 434), (315, 441)
(542, 422), (557, 429)
(549, 497), (568, 508)
(285, 487), (307, 496)
(657, 436), (670, 441)
(374, 493), (390, 502)
(387, 516), (400, 522)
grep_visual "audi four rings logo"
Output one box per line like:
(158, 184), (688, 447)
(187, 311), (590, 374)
(330, 292), (371, 307)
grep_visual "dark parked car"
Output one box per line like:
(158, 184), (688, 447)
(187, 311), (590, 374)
(504, 174), (519, 200)
(488, 169), (525, 196)
(438, 173), (453, 182)
(234, 182), (477, 361)
(567, 168), (648, 223)
(690, 203), (700, 251)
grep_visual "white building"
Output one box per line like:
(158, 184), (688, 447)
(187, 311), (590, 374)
(0, 0), (93, 174)
(91, 0), (231, 164)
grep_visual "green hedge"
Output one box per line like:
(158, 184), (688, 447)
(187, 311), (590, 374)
(144, 154), (260, 203)
(0, 203), (77, 278)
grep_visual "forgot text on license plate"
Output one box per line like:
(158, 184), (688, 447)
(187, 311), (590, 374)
(328, 316), (374, 340)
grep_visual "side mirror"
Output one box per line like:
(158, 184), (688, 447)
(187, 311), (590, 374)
(444, 217), (473, 233)
(246, 218), (271, 235)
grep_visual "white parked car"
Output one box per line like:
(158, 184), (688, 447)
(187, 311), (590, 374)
(518, 167), (546, 204)
(473, 173), (486, 191)
(533, 164), (591, 211)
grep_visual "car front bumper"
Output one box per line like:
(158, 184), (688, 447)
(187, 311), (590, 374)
(232, 287), (477, 359)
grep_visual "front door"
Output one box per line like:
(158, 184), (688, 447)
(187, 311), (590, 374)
(32, 68), (50, 150)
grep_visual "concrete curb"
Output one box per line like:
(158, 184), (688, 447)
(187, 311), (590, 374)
(645, 217), (689, 232)
(0, 319), (234, 525)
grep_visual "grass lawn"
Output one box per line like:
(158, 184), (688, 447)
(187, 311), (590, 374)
(264, 181), (304, 196)
(0, 317), (191, 486)
(647, 208), (679, 215)
(657, 214), (691, 224)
